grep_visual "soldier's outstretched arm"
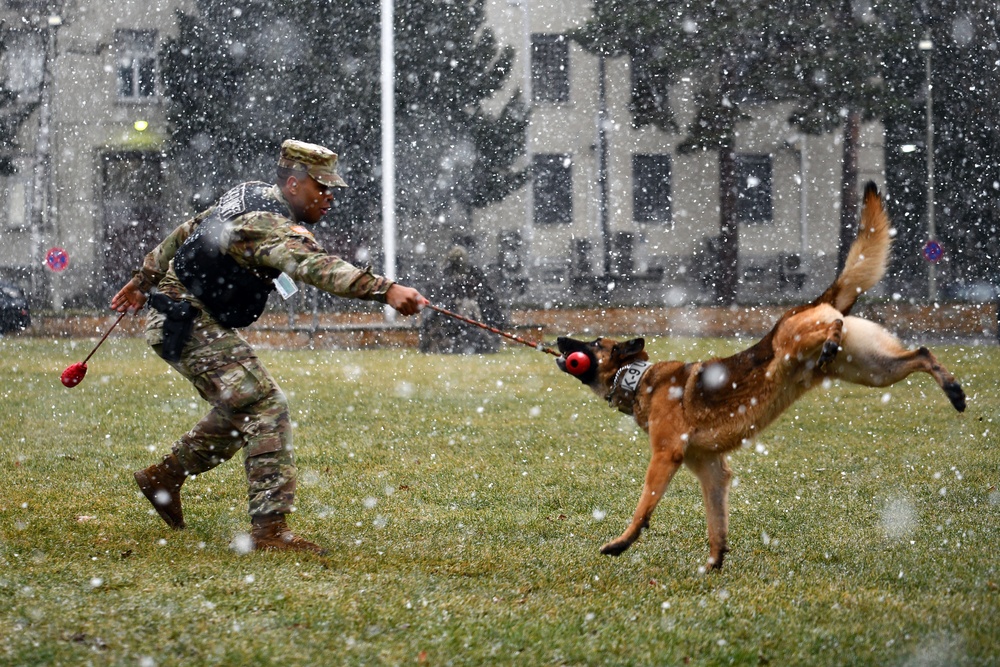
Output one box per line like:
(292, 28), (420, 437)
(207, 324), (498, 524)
(244, 221), (416, 307)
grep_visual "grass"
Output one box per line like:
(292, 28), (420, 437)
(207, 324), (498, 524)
(0, 333), (998, 666)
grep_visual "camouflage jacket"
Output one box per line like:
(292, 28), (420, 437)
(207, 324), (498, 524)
(134, 183), (394, 312)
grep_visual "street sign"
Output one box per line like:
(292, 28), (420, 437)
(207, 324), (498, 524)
(45, 247), (69, 272)
(922, 239), (943, 263)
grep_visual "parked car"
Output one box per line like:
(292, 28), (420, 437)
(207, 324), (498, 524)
(0, 280), (31, 334)
(941, 280), (999, 303)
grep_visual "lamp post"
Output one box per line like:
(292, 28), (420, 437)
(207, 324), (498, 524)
(597, 53), (610, 280)
(507, 0), (533, 288)
(919, 35), (936, 302)
(28, 13), (62, 306)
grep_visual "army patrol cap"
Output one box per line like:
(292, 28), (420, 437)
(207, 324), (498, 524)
(279, 139), (348, 188)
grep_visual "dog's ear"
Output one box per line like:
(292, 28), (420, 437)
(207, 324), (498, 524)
(611, 337), (645, 363)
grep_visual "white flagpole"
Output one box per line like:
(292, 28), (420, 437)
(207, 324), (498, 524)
(381, 0), (397, 321)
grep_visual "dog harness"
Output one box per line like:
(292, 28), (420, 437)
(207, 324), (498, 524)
(606, 360), (653, 415)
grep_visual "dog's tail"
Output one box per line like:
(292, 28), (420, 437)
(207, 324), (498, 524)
(813, 181), (892, 315)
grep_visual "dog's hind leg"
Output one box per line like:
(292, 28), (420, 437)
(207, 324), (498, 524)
(685, 450), (732, 570)
(774, 304), (845, 371)
(833, 317), (966, 412)
(816, 318), (844, 371)
(601, 434), (685, 557)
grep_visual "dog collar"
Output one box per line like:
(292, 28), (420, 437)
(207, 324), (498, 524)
(606, 360), (653, 415)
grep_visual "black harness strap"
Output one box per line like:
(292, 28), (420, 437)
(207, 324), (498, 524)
(173, 182), (288, 328)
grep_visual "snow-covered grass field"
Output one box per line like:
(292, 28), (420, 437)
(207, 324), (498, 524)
(1, 335), (997, 666)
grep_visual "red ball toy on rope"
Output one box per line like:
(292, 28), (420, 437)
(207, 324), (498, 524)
(59, 311), (127, 389)
(565, 351), (591, 376)
(61, 362), (88, 388)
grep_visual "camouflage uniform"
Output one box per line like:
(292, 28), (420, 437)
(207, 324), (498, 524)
(134, 146), (392, 518)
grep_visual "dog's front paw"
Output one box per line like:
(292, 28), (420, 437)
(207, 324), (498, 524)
(706, 548), (729, 571)
(817, 340), (840, 370)
(600, 540), (631, 557)
(944, 381), (966, 412)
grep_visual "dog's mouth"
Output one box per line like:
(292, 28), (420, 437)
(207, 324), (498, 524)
(556, 336), (587, 354)
(555, 336), (598, 381)
(556, 336), (581, 373)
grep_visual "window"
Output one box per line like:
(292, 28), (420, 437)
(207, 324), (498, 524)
(533, 154), (572, 225)
(632, 154), (672, 226)
(4, 0), (48, 9)
(116, 30), (157, 100)
(531, 34), (569, 104)
(630, 49), (670, 127)
(2, 31), (44, 98)
(736, 154), (773, 223)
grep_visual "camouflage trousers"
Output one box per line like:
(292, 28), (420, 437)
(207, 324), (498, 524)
(144, 308), (296, 517)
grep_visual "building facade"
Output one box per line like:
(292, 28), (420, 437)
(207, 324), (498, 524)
(477, 0), (884, 306)
(1, 0), (193, 311)
(0, 0), (883, 312)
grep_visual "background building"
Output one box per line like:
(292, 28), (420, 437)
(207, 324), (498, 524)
(1, 0), (883, 312)
(1, 0), (193, 311)
(476, 0), (883, 306)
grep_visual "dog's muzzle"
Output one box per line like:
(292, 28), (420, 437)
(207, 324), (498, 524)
(555, 337), (598, 384)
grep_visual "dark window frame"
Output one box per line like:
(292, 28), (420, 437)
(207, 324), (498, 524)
(736, 154), (773, 223)
(632, 154), (672, 226)
(531, 33), (569, 104)
(1, 30), (44, 97)
(533, 153), (573, 225)
(115, 29), (158, 101)
(4, 0), (48, 9)
(629, 49), (671, 126)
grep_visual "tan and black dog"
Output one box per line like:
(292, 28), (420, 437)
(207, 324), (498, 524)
(556, 182), (965, 570)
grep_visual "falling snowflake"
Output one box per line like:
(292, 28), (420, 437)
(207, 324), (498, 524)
(881, 497), (917, 540)
(701, 363), (728, 390)
(230, 533), (254, 555)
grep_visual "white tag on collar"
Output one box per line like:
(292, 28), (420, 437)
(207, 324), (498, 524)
(620, 360), (652, 393)
(273, 272), (298, 300)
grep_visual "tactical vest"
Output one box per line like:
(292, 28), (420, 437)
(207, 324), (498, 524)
(174, 181), (287, 328)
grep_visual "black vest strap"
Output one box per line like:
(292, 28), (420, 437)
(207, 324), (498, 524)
(174, 182), (288, 328)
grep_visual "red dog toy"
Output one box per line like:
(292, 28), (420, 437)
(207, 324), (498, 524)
(60, 311), (127, 388)
(565, 351), (591, 376)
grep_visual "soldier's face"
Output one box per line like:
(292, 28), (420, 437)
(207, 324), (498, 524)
(287, 175), (335, 224)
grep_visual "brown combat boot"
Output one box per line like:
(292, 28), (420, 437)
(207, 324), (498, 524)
(133, 452), (187, 529)
(251, 514), (328, 555)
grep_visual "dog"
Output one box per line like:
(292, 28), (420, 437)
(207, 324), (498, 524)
(556, 182), (966, 570)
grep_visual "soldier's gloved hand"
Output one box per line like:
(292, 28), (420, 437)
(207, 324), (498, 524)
(386, 284), (427, 317)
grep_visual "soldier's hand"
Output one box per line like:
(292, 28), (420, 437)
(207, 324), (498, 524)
(386, 284), (427, 317)
(111, 277), (148, 313)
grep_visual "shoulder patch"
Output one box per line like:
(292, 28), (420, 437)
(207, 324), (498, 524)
(289, 225), (315, 240)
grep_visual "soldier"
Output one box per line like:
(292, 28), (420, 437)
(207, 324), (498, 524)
(419, 245), (506, 354)
(111, 139), (427, 555)
(420, 244), (504, 354)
